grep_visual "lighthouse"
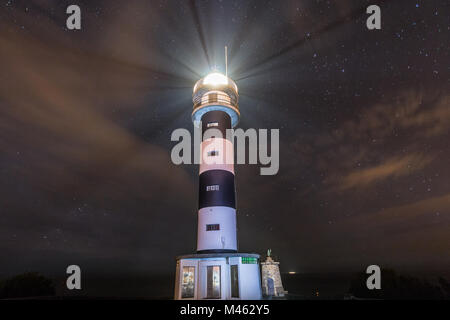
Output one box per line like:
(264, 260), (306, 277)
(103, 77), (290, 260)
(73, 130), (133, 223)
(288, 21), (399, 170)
(194, 72), (238, 254)
(174, 70), (262, 300)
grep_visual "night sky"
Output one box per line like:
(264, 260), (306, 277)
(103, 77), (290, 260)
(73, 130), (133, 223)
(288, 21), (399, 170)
(0, 0), (449, 294)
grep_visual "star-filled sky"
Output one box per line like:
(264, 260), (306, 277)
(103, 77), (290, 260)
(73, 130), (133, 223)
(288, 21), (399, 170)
(0, 0), (449, 291)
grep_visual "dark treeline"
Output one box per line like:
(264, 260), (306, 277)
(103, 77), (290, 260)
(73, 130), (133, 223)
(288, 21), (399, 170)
(349, 268), (450, 300)
(0, 272), (55, 299)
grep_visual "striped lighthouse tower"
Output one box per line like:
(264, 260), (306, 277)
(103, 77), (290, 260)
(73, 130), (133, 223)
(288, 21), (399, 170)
(193, 72), (240, 253)
(174, 68), (262, 300)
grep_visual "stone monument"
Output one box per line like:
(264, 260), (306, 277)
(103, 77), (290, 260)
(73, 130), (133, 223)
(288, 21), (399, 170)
(261, 249), (286, 297)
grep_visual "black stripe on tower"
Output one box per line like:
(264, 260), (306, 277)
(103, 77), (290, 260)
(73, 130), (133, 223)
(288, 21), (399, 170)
(199, 170), (236, 209)
(198, 249), (237, 254)
(201, 110), (231, 140)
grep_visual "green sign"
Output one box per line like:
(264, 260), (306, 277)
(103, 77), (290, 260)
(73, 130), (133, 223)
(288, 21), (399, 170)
(241, 257), (258, 264)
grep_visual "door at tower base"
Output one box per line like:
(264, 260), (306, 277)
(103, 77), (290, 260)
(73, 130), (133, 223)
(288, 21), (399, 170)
(174, 253), (262, 300)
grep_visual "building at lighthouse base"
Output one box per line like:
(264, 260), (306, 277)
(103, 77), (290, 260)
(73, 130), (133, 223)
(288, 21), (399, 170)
(174, 253), (262, 300)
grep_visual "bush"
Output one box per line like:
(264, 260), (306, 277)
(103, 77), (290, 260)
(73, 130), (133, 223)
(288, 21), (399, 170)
(349, 268), (448, 300)
(0, 272), (55, 299)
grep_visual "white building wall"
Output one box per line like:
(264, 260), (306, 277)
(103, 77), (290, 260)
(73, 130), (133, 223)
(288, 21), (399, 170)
(175, 255), (262, 300)
(239, 263), (263, 300)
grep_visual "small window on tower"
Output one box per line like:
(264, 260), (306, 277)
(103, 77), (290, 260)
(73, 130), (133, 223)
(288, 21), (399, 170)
(206, 224), (220, 231)
(206, 185), (220, 192)
(207, 122), (219, 128)
(207, 150), (219, 157)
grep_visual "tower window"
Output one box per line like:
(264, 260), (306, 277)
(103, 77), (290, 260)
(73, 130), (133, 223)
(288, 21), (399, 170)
(207, 122), (219, 128)
(206, 185), (219, 191)
(207, 150), (219, 157)
(206, 224), (220, 231)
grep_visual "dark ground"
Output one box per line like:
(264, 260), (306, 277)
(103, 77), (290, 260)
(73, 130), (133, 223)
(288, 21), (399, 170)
(27, 270), (447, 299)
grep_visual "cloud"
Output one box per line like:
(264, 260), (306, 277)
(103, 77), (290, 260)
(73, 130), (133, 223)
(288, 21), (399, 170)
(338, 153), (433, 190)
(0, 9), (197, 275)
(337, 91), (450, 143)
(303, 193), (450, 269)
(308, 90), (449, 191)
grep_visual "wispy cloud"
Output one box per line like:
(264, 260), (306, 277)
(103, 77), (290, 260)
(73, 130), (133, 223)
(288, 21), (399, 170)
(310, 91), (449, 191)
(338, 154), (433, 190)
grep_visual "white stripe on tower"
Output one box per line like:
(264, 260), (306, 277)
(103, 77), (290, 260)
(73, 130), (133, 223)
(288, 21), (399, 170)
(199, 138), (234, 175)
